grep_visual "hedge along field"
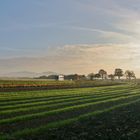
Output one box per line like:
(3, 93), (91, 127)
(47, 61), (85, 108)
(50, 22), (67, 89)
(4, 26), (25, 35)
(0, 84), (140, 139)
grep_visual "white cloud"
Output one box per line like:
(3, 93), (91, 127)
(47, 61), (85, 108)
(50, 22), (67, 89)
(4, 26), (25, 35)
(0, 43), (140, 77)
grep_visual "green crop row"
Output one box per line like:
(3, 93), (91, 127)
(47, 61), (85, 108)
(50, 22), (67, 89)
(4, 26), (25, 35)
(7, 97), (140, 140)
(1, 92), (140, 126)
(1, 89), (138, 119)
(0, 84), (140, 139)
(0, 85), (134, 107)
(1, 93), (140, 140)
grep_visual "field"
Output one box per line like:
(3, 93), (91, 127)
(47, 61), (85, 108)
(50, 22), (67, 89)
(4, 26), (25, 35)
(0, 79), (74, 87)
(0, 79), (123, 86)
(1, 84), (140, 139)
(0, 79), (123, 92)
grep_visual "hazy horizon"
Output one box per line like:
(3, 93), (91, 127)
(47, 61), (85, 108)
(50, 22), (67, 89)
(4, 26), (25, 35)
(1, 0), (140, 77)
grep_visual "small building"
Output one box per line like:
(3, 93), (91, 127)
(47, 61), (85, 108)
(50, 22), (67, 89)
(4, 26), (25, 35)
(58, 75), (64, 81)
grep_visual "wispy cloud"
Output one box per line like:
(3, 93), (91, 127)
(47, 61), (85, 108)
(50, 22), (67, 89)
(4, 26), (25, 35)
(66, 26), (135, 43)
(0, 0), (140, 77)
(70, 0), (140, 43)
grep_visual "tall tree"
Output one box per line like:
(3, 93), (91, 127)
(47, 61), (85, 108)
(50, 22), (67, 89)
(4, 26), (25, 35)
(125, 70), (136, 80)
(88, 73), (95, 80)
(114, 68), (123, 79)
(94, 73), (101, 79)
(99, 69), (107, 79)
(108, 74), (115, 81)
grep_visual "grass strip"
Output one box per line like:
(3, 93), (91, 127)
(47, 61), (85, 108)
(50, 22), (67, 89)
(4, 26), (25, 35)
(2, 96), (140, 140)
(0, 88), (139, 118)
(0, 86), (136, 111)
(1, 92), (140, 126)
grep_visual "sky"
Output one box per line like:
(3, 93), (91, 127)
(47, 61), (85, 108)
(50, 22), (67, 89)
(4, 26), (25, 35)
(0, 0), (140, 77)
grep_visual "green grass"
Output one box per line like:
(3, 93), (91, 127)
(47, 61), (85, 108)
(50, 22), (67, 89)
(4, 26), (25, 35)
(0, 88), (137, 118)
(1, 84), (140, 139)
(0, 89), (139, 120)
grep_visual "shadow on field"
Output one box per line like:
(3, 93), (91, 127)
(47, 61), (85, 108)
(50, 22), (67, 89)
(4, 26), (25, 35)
(42, 101), (140, 140)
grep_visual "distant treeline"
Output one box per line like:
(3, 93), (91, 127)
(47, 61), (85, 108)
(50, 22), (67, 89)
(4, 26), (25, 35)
(36, 74), (86, 81)
(36, 68), (136, 81)
(88, 69), (136, 80)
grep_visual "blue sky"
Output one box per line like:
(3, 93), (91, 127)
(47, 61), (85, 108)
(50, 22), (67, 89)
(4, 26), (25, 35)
(0, 0), (140, 76)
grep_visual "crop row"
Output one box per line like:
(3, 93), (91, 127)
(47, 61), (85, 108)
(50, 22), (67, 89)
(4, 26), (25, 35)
(0, 86), (136, 112)
(1, 89), (138, 119)
(1, 95), (140, 139)
(0, 84), (129, 99)
(0, 85), (132, 102)
(0, 85), (140, 139)
(1, 91), (140, 134)
(9, 97), (140, 140)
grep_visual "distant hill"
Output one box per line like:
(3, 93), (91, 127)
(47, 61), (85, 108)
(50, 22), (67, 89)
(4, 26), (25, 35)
(0, 71), (59, 78)
(41, 71), (58, 76)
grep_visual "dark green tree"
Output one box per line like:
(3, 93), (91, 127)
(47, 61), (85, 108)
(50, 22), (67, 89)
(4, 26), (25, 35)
(88, 73), (95, 80)
(125, 70), (136, 80)
(99, 69), (107, 79)
(108, 74), (115, 81)
(114, 68), (123, 79)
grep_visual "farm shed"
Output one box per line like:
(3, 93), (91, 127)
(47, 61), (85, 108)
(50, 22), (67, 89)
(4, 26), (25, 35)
(58, 75), (64, 81)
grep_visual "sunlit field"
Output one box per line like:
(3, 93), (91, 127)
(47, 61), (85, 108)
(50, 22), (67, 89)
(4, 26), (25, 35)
(0, 79), (123, 92)
(1, 84), (140, 139)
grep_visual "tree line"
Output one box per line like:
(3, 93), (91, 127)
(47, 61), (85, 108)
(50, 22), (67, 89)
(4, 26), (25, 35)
(36, 68), (136, 81)
(88, 68), (136, 81)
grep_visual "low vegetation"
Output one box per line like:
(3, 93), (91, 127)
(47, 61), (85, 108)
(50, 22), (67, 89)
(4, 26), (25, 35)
(0, 80), (124, 93)
(1, 84), (140, 139)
